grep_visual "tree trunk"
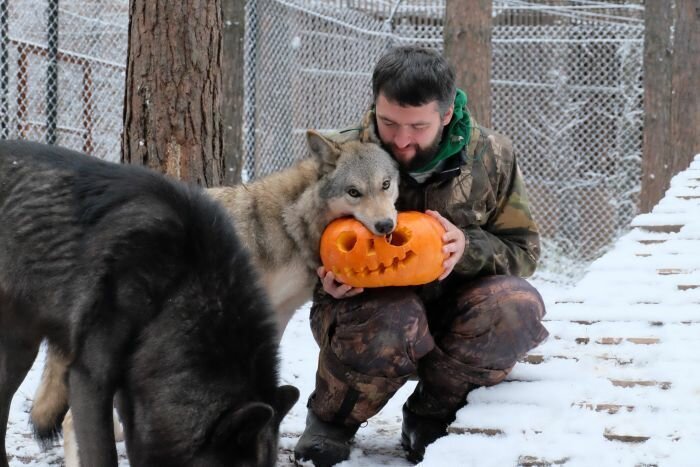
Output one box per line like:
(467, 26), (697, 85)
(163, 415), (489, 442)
(122, 0), (224, 187)
(444, 0), (493, 129)
(221, 0), (245, 185)
(641, 0), (700, 212)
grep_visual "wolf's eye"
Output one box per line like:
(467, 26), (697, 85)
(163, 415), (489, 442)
(382, 180), (391, 190)
(347, 188), (361, 198)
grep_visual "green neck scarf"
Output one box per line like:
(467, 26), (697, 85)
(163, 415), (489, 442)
(412, 89), (471, 173)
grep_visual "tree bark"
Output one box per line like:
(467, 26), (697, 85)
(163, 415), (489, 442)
(122, 0), (224, 187)
(641, 0), (700, 212)
(221, 0), (245, 185)
(444, 0), (493, 129)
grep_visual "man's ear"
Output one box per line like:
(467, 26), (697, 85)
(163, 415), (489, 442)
(307, 130), (341, 171)
(442, 104), (454, 126)
(359, 109), (381, 144)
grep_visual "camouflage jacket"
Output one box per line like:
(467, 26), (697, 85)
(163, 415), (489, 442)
(357, 111), (541, 285)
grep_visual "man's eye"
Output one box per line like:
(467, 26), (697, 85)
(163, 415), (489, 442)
(348, 188), (361, 198)
(382, 180), (391, 190)
(382, 121), (395, 127)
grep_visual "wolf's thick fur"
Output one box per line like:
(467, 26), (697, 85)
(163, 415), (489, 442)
(209, 130), (400, 333)
(32, 129), (400, 465)
(0, 141), (298, 467)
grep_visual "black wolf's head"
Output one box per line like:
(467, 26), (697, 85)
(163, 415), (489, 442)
(95, 181), (299, 466)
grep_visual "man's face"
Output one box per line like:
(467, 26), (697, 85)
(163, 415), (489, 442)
(374, 92), (453, 170)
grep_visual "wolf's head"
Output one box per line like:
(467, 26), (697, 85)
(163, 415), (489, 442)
(122, 289), (299, 466)
(307, 129), (399, 235)
(113, 187), (299, 467)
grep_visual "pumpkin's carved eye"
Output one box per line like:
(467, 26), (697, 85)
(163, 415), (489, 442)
(387, 227), (411, 246)
(336, 231), (357, 252)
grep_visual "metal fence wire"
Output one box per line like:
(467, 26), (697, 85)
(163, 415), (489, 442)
(0, 0), (128, 162)
(244, 0), (645, 281)
(0, 0), (644, 281)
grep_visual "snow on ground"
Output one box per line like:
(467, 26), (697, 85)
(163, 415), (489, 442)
(2, 278), (567, 467)
(275, 278), (568, 467)
(6, 156), (700, 466)
(3, 276), (566, 466)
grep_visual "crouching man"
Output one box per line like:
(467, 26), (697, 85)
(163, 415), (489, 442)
(294, 45), (549, 466)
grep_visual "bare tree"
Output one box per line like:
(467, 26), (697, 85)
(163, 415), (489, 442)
(122, 0), (224, 187)
(641, 0), (700, 212)
(444, 0), (493, 128)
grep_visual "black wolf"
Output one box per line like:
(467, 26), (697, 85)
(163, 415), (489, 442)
(0, 141), (299, 467)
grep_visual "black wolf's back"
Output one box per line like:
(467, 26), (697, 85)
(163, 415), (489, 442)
(0, 139), (279, 377)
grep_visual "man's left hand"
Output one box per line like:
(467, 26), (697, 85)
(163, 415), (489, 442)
(425, 210), (466, 280)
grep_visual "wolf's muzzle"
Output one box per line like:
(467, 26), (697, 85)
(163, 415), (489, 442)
(374, 219), (395, 235)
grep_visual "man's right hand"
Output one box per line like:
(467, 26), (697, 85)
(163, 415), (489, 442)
(317, 266), (364, 299)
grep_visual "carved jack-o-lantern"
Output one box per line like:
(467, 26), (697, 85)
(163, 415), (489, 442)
(320, 211), (446, 288)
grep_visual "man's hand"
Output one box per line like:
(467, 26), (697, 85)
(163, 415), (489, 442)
(426, 210), (467, 280)
(317, 266), (364, 299)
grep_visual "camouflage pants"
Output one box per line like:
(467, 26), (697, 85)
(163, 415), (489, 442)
(307, 275), (548, 426)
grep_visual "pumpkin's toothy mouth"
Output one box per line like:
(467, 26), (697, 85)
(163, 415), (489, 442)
(338, 250), (418, 277)
(333, 227), (418, 277)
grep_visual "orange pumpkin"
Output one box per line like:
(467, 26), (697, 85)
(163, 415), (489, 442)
(320, 211), (446, 288)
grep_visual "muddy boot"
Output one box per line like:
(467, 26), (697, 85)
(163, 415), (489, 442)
(400, 380), (477, 463)
(401, 403), (451, 464)
(294, 411), (360, 467)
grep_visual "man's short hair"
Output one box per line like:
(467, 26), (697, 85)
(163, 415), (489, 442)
(372, 45), (456, 115)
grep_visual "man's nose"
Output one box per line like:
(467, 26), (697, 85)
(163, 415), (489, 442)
(394, 128), (412, 148)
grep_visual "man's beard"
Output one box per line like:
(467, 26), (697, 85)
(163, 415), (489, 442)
(405, 133), (442, 171)
(383, 130), (442, 171)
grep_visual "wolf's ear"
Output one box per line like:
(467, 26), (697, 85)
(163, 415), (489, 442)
(359, 110), (381, 144)
(274, 385), (300, 423)
(212, 403), (274, 446)
(307, 130), (341, 171)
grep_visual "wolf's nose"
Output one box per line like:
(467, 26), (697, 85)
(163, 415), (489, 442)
(374, 219), (394, 235)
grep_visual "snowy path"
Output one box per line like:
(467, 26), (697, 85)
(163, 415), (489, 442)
(6, 156), (700, 466)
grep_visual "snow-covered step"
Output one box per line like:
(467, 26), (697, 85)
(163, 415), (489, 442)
(424, 428), (698, 466)
(454, 403), (697, 434)
(544, 320), (700, 339)
(545, 303), (700, 323)
(587, 252), (700, 271)
(467, 380), (696, 412)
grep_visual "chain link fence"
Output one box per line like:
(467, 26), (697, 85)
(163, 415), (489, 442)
(0, 0), (128, 162)
(0, 0), (644, 281)
(244, 0), (645, 281)
(492, 2), (644, 282)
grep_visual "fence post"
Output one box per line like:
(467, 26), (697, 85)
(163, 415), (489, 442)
(245, 0), (258, 180)
(46, 0), (59, 145)
(221, 0), (245, 186)
(82, 63), (93, 154)
(0, 0), (8, 139)
(16, 43), (28, 137)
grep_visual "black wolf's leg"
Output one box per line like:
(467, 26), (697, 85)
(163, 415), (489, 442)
(68, 366), (118, 467)
(0, 329), (41, 467)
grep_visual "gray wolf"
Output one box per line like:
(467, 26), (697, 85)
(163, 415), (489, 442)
(208, 129), (400, 334)
(32, 127), (400, 465)
(0, 140), (299, 467)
